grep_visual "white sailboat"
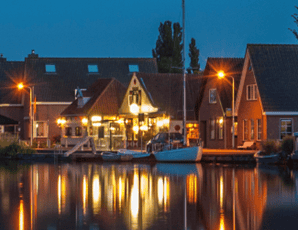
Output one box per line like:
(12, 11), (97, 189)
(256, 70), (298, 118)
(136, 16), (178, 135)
(154, 0), (203, 162)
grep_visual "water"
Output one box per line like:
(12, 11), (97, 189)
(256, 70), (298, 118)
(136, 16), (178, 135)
(0, 161), (298, 230)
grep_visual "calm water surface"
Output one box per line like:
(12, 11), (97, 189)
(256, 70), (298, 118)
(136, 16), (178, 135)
(0, 161), (298, 230)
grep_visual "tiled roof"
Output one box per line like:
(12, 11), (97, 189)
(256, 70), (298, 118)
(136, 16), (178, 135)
(248, 44), (298, 112)
(202, 57), (244, 111)
(0, 59), (24, 104)
(61, 78), (126, 116)
(0, 114), (18, 125)
(25, 55), (157, 102)
(135, 73), (202, 120)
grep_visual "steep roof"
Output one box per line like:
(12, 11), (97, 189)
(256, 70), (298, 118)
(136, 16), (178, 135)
(135, 72), (202, 120)
(0, 58), (24, 104)
(0, 114), (18, 125)
(25, 53), (157, 102)
(247, 44), (298, 112)
(200, 57), (244, 112)
(61, 78), (126, 116)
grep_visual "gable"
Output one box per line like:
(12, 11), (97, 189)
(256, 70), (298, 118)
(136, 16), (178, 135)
(119, 73), (158, 115)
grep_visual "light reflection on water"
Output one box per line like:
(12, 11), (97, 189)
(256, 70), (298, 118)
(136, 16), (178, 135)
(1, 162), (298, 229)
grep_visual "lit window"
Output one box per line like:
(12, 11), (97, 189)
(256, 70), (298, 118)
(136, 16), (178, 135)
(217, 117), (223, 139)
(250, 119), (254, 140)
(129, 64), (139, 72)
(88, 64), (98, 73)
(280, 119), (292, 139)
(128, 90), (141, 106)
(257, 119), (261, 140)
(210, 119), (215, 139)
(65, 127), (72, 136)
(34, 121), (48, 137)
(246, 84), (258, 100)
(45, 64), (56, 73)
(75, 127), (82, 136)
(209, 89), (217, 104)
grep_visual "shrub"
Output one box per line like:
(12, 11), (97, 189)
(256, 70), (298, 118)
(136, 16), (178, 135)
(281, 135), (294, 155)
(51, 134), (61, 144)
(261, 139), (281, 155)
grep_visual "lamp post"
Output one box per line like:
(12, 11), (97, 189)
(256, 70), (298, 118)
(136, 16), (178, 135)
(217, 71), (235, 149)
(18, 83), (34, 146)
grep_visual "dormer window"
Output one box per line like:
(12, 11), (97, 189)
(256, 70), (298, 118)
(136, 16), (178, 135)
(129, 64), (139, 72)
(88, 64), (98, 73)
(45, 64), (56, 73)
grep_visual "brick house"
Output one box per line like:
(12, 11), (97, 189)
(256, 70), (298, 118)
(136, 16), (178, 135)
(59, 78), (126, 150)
(236, 44), (298, 149)
(198, 58), (244, 149)
(118, 72), (202, 148)
(0, 50), (157, 145)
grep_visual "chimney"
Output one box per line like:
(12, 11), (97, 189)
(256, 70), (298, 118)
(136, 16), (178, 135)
(28, 49), (39, 59)
(0, 54), (6, 62)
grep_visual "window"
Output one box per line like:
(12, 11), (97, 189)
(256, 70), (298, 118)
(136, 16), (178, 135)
(217, 117), (223, 139)
(210, 119), (215, 139)
(34, 121), (48, 137)
(0, 126), (4, 133)
(243, 120), (248, 140)
(75, 127), (82, 136)
(65, 127), (72, 136)
(128, 89), (141, 105)
(88, 64), (98, 73)
(246, 84), (258, 100)
(209, 89), (217, 104)
(257, 119), (261, 140)
(45, 64), (56, 73)
(129, 64), (139, 72)
(280, 119), (292, 139)
(250, 119), (254, 140)
(74, 88), (87, 99)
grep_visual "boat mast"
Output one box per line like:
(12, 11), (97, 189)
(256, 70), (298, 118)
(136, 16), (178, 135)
(182, 0), (187, 146)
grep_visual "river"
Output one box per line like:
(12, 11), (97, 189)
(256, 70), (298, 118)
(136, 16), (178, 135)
(0, 161), (298, 230)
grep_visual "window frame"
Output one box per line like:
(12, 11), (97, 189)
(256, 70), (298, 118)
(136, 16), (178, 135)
(243, 119), (248, 141)
(88, 64), (99, 73)
(250, 119), (254, 140)
(257, 119), (261, 140)
(129, 64), (139, 72)
(210, 119), (215, 140)
(280, 118), (293, 140)
(209, 88), (217, 104)
(34, 121), (48, 138)
(246, 84), (258, 101)
(217, 117), (224, 140)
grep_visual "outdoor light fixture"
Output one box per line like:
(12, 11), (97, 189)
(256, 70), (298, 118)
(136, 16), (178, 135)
(91, 116), (102, 122)
(133, 125), (139, 133)
(140, 125), (148, 131)
(17, 82), (34, 146)
(82, 118), (88, 126)
(157, 120), (164, 127)
(217, 70), (235, 148)
(57, 118), (66, 126)
(130, 103), (139, 114)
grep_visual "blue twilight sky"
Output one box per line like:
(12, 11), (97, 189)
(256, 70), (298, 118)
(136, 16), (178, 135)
(0, 0), (297, 69)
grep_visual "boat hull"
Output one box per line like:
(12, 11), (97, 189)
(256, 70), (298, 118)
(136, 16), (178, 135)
(254, 151), (280, 164)
(154, 146), (202, 162)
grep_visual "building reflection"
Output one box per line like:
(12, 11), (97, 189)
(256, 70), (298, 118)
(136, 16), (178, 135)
(1, 162), (298, 229)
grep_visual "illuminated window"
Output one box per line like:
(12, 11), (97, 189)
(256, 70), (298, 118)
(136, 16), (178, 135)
(75, 127), (82, 136)
(246, 84), (258, 100)
(217, 117), (223, 139)
(257, 119), (261, 140)
(250, 119), (254, 140)
(45, 64), (56, 73)
(243, 120), (248, 140)
(210, 119), (215, 139)
(0, 125), (4, 133)
(129, 64), (139, 72)
(280, 119), (292, 139)
(209, 89), (217, 104)
(128, 90), (141, 105)
(34, 121), (48, 137)
(88, 64), (98, 73)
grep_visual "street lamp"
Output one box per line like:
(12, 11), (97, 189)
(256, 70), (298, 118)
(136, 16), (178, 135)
(18, 83), (34, 146)
(217, 71), (235, 149)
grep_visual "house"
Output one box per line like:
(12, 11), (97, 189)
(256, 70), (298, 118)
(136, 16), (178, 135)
(59, 78), (126, 150)
(198, 58), (244, 149)
(236, 44), (298, 149)
(118, 72), (202, 148)
(0, 50), (158, 146)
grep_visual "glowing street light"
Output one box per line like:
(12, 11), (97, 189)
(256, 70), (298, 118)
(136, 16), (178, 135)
(217, 71), (235, 149)
(18, 82), (34, 146)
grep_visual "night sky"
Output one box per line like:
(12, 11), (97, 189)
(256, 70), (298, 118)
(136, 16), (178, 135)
(0, 0), (297, 69)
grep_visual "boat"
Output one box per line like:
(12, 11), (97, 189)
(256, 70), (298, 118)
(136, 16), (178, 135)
(117, 149), (151, 159)
(152, 0), (203, 163)
(101, 149), (150, 162)
(254, 151), (281, 164)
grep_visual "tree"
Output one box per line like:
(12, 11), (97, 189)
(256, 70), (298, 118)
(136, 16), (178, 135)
(152, 21), (183, 73)
(188, 38), (200, 73)
(289, 6), (298, 40)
